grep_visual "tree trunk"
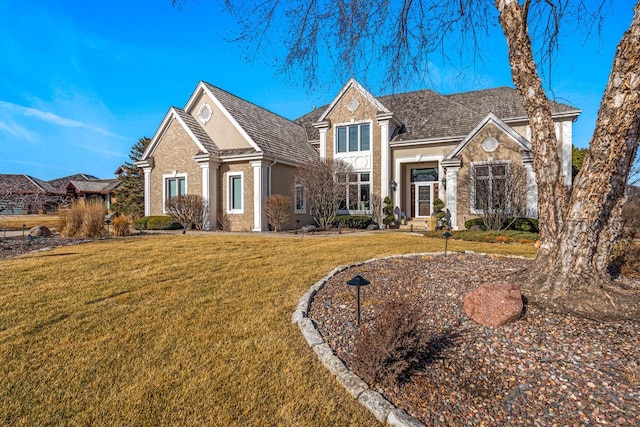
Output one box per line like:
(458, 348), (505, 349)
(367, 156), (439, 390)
(497, 0), (640, 320)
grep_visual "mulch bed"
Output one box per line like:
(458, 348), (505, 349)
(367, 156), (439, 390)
(308, 253), (640, 426)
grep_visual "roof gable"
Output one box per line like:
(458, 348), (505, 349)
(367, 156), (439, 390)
(444, 113), (531, 161)
(199, 82), (317, 163)
(0, 174), (59, 194)
(142, 107), (219, 160)
(316, 78), (389, 123)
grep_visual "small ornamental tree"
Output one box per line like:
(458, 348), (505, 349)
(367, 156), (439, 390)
(165, 194), (206, 234)
(469, 161), (529, 231)
(382, 196), (394, 227)
(294, 158), (351, 229)
(263, 194), (292, 231)
(432, 197), (447, 229)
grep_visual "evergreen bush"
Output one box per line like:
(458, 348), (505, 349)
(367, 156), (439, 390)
(382, 196), (395, 226)
(133, 216), (182, 230)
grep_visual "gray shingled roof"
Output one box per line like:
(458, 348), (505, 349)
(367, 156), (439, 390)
(203, 82), (318, 163)
(379, 89), (485, 142)
(445, 87), (580, 119)
(295, 86), (580, 143)
(0, 174), (60, 194)
(172, 107), (220, 156)
(48, 173), (100, 191)
(67, 180), (120, 193)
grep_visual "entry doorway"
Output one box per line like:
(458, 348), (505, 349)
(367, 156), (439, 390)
(411, 183), (436, 218)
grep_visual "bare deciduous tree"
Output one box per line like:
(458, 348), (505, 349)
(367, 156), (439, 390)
(183, 0), (640, 320)
(369, 193), (383, 227)
(470, 161), (529, 231)
(263, 194), (293, 231)
(294, 158), (351, 229)
(165, 194), (207, 234)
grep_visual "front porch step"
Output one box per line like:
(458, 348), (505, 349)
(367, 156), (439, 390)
(399, 219), (430, 232)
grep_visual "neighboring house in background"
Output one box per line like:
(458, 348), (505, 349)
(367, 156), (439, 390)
(48, 173), (101, 192)
(139, 79), (580, 231)
(49, 173), (121, 209)
(0, 174), (62, 214)
(64, 180), (121, 209)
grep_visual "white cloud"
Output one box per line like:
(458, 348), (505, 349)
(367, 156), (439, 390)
(0, 119), (35, 141)
(0, 100), (128, 139)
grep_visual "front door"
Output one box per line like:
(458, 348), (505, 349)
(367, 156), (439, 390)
(415, 183), (433, 217)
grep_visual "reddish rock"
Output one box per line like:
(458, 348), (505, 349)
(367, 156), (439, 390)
(29, 225), (52, 237)
(463, 283), (523, 327)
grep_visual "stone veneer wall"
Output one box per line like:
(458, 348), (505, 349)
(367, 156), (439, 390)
(270, 163), (315, 229)
(324, 86), (382, 200)
(149, 119), (203, 216)
(219, 162), (254, 231)
(456, 123), (527, 228)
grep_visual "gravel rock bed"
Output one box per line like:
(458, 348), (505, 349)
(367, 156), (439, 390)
(308, 253), (640, 426)
(0, 236), (88, 259)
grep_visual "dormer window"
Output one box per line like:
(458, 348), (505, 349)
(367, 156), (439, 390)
(336, 123), (370, 153)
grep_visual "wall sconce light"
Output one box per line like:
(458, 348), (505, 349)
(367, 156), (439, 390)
(441, 177), (447, 190)
(390, 179), (398, 192)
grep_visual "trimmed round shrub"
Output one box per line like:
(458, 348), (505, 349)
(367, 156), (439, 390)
(331, 214), (372, 229)
(133, 216), (182, 230)
(464, 218), (487, 231)
(132, 216), (151, 230)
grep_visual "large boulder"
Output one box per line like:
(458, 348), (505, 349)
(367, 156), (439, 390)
(29, 225), (52, 237)
(463, 283), (523, 327)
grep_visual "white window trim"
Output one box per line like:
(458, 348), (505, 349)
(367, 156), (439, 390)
(162, 172), (187, 214)
(334, 120), (372, 154)
(227, 171), (244, 214)
(294, 183), (306, 214)
(470, 160), (510, 215)
(338, 171), (372, 214)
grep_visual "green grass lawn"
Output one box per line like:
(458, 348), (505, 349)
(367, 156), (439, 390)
(0, 232), (536, 425)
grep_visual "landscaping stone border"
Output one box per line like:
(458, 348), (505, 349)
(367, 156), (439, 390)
(294, 250), (531, 425)
(292, 252), (455, 427)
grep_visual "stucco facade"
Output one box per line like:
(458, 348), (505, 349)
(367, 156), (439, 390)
(138, 79), (580, 232)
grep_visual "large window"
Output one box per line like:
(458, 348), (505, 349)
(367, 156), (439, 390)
(164, 175), (186, 212)
(228, 173), (243, 213)
(340, 172), (370, 212)
(472, 163), (508, 212)
(166, 177), (186, 199)
(336, 123), (370, 153)
(294, 183), (306, 214)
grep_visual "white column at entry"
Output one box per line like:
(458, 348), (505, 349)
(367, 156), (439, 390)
(250, 160), (270, 231)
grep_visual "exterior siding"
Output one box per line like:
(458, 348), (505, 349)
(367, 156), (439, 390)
(270, 163), (315, 229)
(190, 92), (253, 150)
(456, 124), (528, 228)
(149, 119), (203, 216)
(219, 162), (254, 231)
(324, 86), (383, 210)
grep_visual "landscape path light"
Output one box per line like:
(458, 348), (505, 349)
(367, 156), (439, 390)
(443, 231), (453, 256)
(105, 218), (112, 239)
(347, 275), (370, 326)
(22, 224), (26, 239)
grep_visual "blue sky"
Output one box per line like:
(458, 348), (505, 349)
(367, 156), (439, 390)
(0, 0), (635, 180)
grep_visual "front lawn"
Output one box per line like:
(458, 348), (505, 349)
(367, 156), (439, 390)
(0, 233), (536, 425)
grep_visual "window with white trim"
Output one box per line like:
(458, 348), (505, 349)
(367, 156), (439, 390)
(339, 172), (370, 212)
(472, 162), (508, 212)
(227, 173), (243, 213)
(294, 183), (306, 214)
(336, 123), (370, 153)
(163, 174), (187, 212)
